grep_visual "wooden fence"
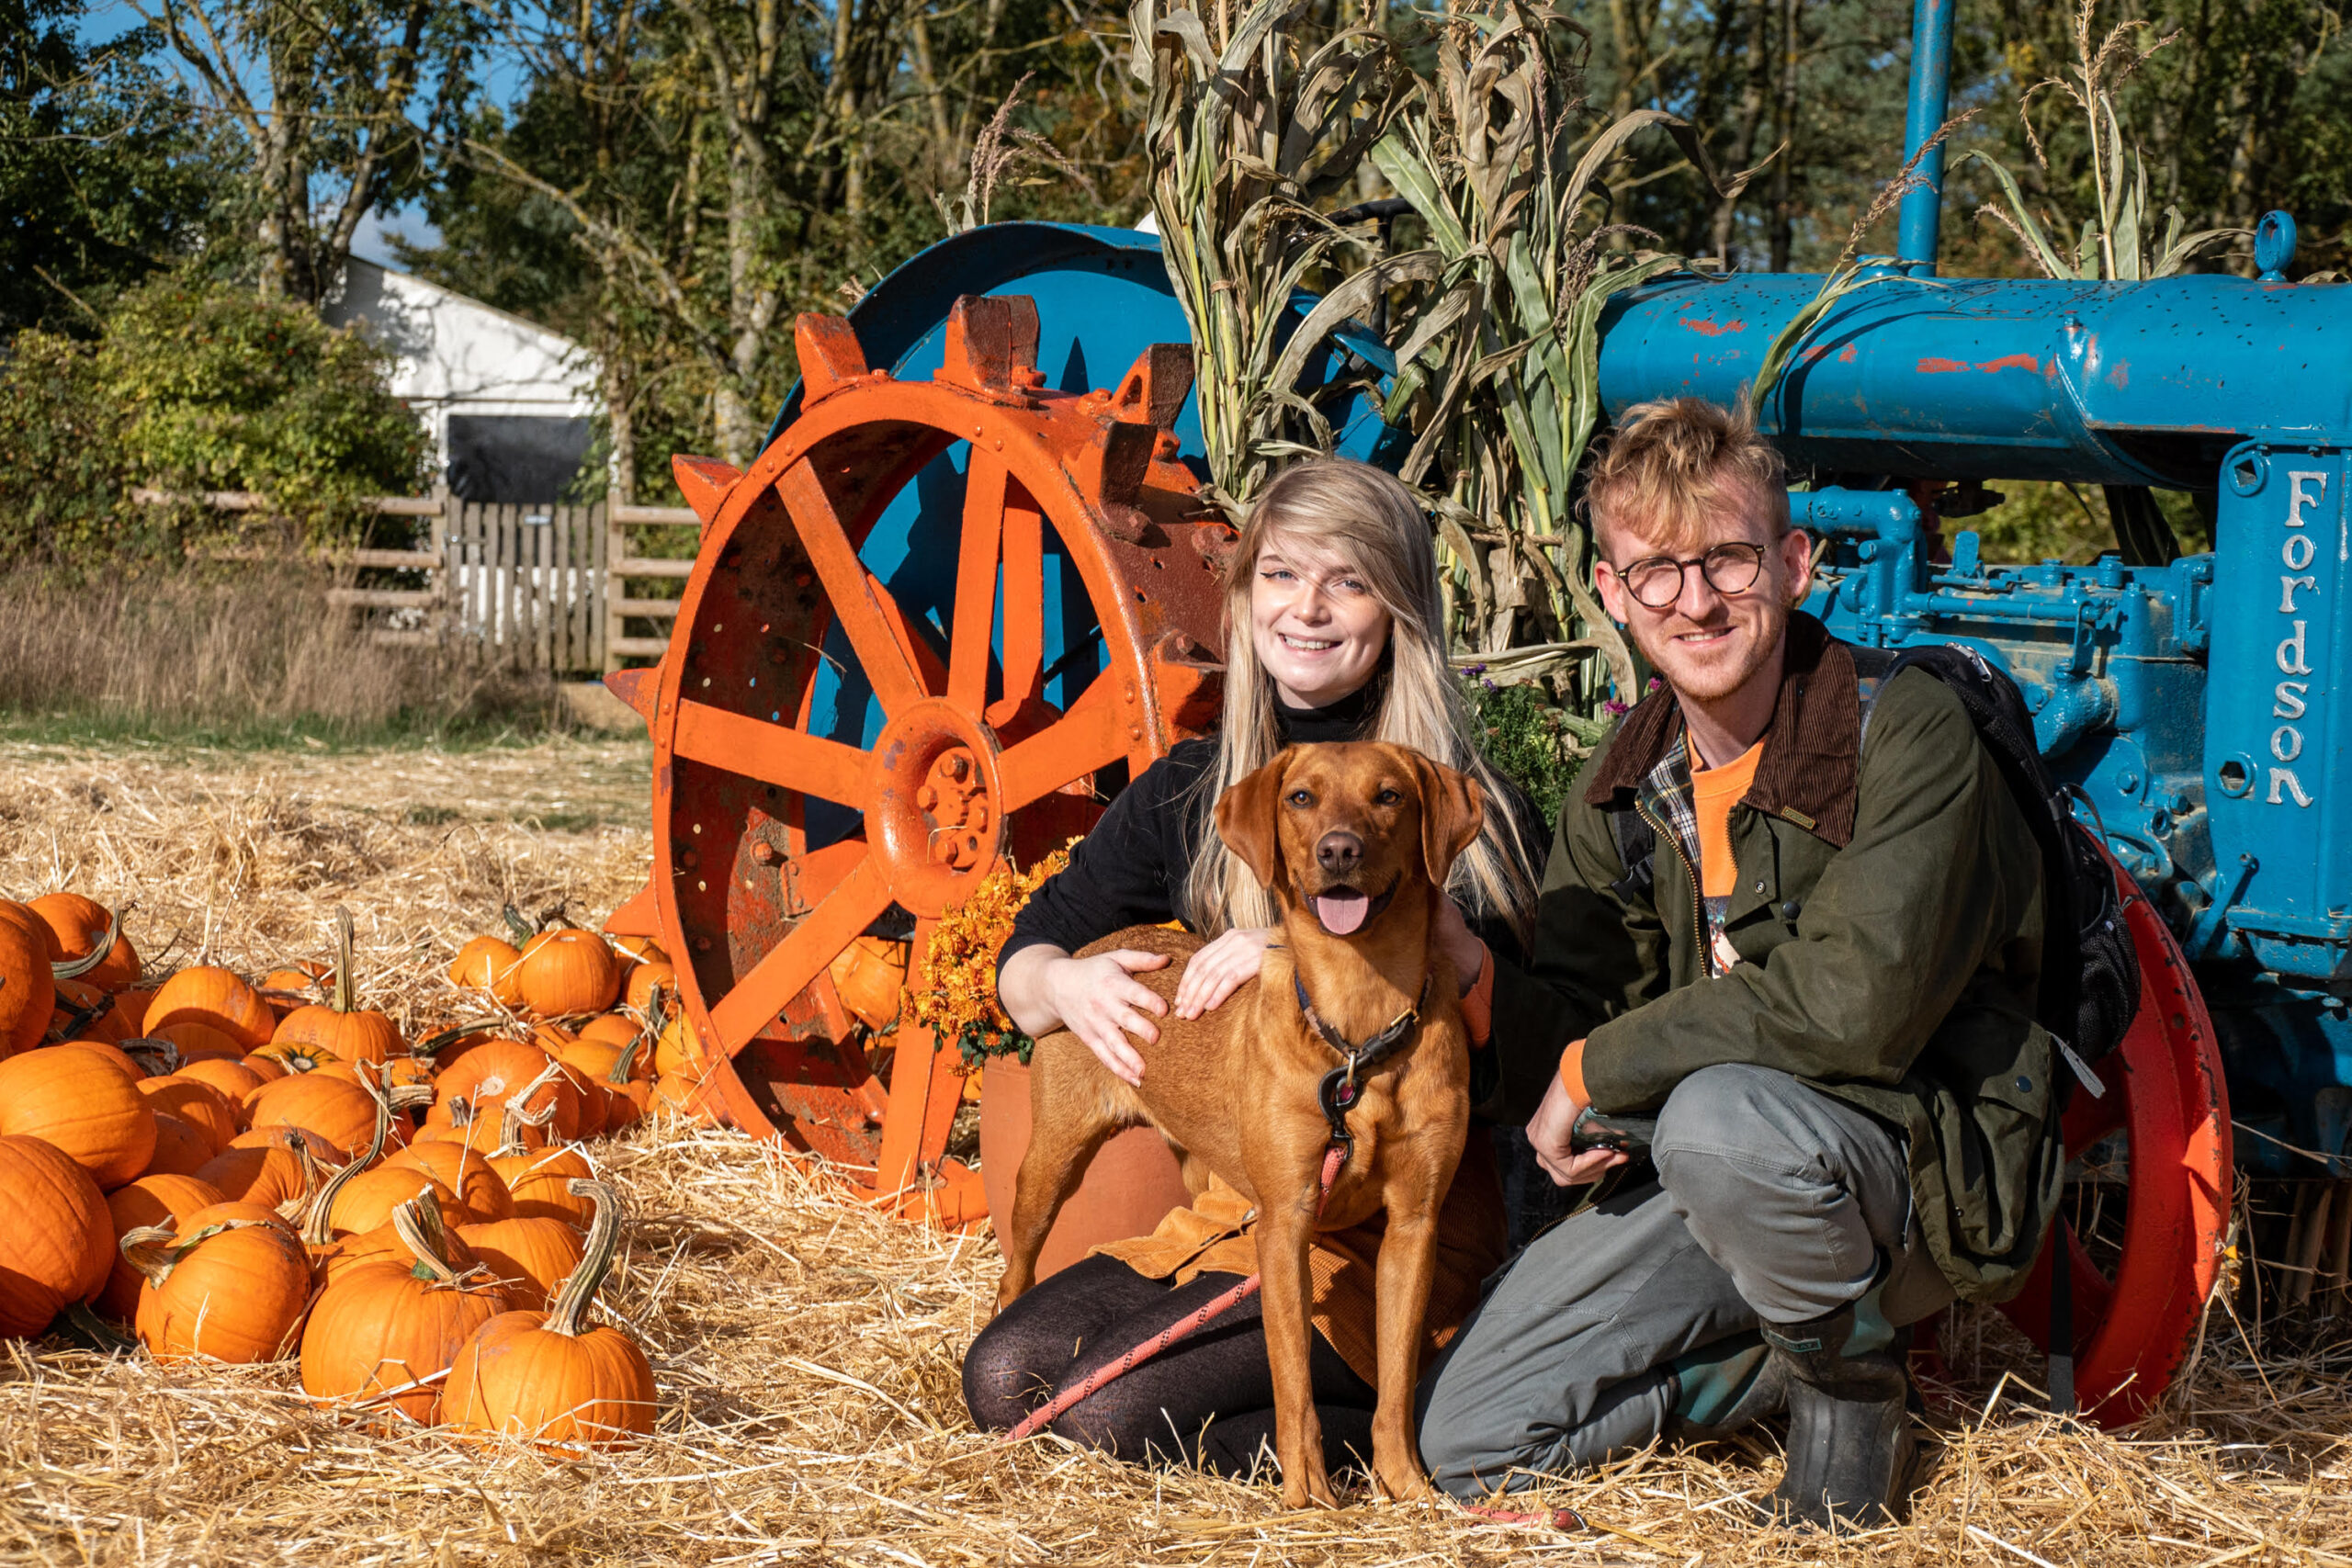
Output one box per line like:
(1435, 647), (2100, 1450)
(144, 490), (701, 675)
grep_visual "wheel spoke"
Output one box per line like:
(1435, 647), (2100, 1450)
(673, 700), (869, 807)
(997, 677), (1130, 811)
(708, 850), (892, 1051)
(987, 484), (1045, 729)
(949, 451), (1006, 713)
(776, 457), (927, 716)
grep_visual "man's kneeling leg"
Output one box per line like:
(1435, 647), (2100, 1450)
(1653, 1063), (1952, 1527)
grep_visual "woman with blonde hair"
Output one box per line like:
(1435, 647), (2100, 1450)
(967, 456), (1545, 1485)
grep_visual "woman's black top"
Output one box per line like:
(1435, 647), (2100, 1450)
(999, 682), (1533, 973)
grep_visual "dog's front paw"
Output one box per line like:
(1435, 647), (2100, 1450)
(1279, 1464), (1340, 1510)
(1374, 1458), (1439, 1504)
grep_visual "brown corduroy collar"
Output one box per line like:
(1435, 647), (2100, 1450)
(1580, 613), (1863, 848)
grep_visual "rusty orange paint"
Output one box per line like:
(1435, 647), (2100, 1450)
(1974, 353), (2040, 373)
(1680, 317), (1747, 337)
(1917, 356), (1971, 373)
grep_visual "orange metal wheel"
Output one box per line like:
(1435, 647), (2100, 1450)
(615, 297), (1227, 1224)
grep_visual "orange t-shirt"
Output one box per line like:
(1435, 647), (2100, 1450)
(1560, 733), (1765, 1099)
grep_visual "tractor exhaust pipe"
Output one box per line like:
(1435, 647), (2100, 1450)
(1896, 0), (1957, 276)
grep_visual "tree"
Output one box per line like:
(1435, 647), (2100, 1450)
(129, 0), (483, 303)
(0, 0), (224, 333)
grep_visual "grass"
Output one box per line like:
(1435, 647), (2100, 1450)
(0, 566), (584, 751)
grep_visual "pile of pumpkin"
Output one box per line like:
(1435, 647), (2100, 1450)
(0, 896), (720, 1448)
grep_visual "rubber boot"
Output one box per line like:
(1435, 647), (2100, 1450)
(1758, 1285), (1915, 1530)
(1666, 1331), (1785, 1434)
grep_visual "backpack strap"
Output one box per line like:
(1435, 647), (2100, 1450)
(1607, 805), (1657, 907)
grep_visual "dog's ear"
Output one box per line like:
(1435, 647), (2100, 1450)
(1410, 751), (1486, 885)
(1215, 749), (1294, 892)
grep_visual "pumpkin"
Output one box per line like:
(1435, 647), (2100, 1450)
(651, 1071), (724, 1126)
(141, 1113), (215, 1177)
(238, 1051), (288, 1082)
(489, 1115), (595, 1227)
(198, 1129), (330, 1208)
(300, 1196), (509, 1426)
(457, 1216), (583, 1312)
(444, 1179), (654, 1447)
(296, 1092), (393, 1272)
(328, 1166), (458, 1238)
(252, 1040), (344, 1076)
(609, 936), (668, 964)
(827, 937), (907, 1032)
(449, 935), (527, 1008)
(52, 1037), (145, 1086)
(622, 962), (675, 1014)
(245, 1074), (389, 1162)
(652, 1011), (705, 1077)
(0, 1134), (112, 1337)
(118, 1037), (182, 1078)
(138, 1077), (240, 1154)
(258, 960), (330, 1019)
(271, 908), (404, 1066)
(0, 905), (56, 1060)
(153, 1019), (254, 1063)
(433, 1043), (582, 1140)
(410, 1019), (510, 1077)
(175, 1199), (301, 1238)
(146, 966), (276, 1053)
(516, 930), (621, 1018)
(0, 1044), (159, 1189)
(412, 1096), (513, 1154)
(112, 987), (154, 1032)
(387, 1140), (513, 1226)
(601, 1080), (650, 1135)
(315, 1195), (482, 1289)
(97, 1173), (226, 1320)
(122, 1214), (312, 1363)
(227, 1123), (344, 1161)
(30, 894), (140, 993)
(175, 1055), (266, 1112)
(574, 1013), (639, 1050)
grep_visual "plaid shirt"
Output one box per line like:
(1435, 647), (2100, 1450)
(1634, 734), (1742, 977)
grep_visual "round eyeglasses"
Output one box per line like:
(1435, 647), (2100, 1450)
(1611, 541), (1769, 609)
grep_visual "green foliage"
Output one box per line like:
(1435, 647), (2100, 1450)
(0, 276), (427, 568)
(1462, 673), (1591, 829)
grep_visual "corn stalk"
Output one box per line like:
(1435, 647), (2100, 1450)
(1369, 2), (1750, 708)
(1129, 0), (1408, 516)
(1960, 0), (2243, 282)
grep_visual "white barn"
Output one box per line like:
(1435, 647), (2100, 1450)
(325, 256), (600, 502)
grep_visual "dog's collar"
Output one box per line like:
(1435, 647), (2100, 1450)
(1296, 971), (1434, 1148)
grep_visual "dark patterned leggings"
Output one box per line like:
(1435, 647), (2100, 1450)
(962, 1255), (1379, 1478)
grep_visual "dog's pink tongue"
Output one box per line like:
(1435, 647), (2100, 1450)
(1315, 891), (1370, 935)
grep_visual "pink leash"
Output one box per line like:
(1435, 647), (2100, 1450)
(996, 1142), (1589, 1533)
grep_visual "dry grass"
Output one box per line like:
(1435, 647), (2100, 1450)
(0, 569), (568, 739)
(1, 740), (2348, 1566)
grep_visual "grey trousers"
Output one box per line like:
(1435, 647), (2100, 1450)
(1418, 1064), (1954, 1498)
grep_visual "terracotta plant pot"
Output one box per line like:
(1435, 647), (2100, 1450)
(978, 1055), (1193, 1283)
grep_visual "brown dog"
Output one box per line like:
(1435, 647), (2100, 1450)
(996, 740), (1484, 1507)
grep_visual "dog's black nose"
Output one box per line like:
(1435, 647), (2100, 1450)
(1316, 830), (1363, 874)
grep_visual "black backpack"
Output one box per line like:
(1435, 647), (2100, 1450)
(1606, 641), (2140, 1098)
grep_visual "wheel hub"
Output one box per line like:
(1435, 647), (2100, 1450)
(873, 699), (1006, 915)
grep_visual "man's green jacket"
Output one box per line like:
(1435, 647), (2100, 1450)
(1484, 615), (2064, 1303)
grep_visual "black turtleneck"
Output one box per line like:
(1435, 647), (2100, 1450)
(999, 687), (1384, 974)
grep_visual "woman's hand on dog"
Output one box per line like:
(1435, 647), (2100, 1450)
(1172, 927), (1275, 1021)
(1526, 1075), (1629, 1187)
(1030, 947), (1170, 1086)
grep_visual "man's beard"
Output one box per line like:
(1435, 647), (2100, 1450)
(1624, 594), (1789, 705)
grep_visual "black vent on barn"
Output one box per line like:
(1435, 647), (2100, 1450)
(447, 414), (593, 503)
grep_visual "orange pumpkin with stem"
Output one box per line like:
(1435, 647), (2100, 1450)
(0, 1043), (159, 1189)
(97, 1173), (226, 1320)
(432, 1042), (582, 1141)
(516, 929), (621, 1018)
(609, 936), (667, 964)
(148, 1020), (249, 1063)
(622, 962), (675, 1014)
(175, 1055), (266, 1114)
(52, 1037), (145, 1086)
(316, 1192), (482, 1289)
(455, 1215), (583, 1312)
(449, 935), (527, 1008)
(489, 1096), (595, 1228)
(0, 1134), (112, 1337)
(444, 1179), (654, 1447)
(198, 1128), (329, 1209)
(300, 1195), (510, 1426)
(146, 965), (276, 1053)
(30, 894), (140, 993)
(272, 908), (404, 1066)
(121, 1213), (312, 1363)
(246, 1074), (402, 1163)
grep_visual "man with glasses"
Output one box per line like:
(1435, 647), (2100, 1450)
(1417, 399), (2058, 1529)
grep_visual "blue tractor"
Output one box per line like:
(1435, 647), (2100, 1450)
(610, 0), (2339, 1426)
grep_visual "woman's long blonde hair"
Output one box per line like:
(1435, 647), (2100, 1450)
(1181, 459), (1540, 949)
